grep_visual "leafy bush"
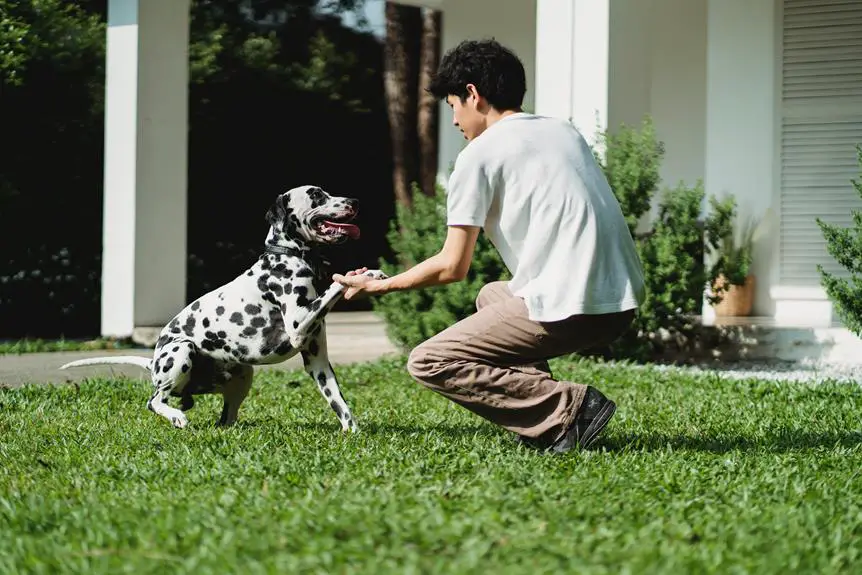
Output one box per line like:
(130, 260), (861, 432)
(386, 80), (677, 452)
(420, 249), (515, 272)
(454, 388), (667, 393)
(372, 184), (510, 350)
(602, 182), (712, 360)
(816, 143), (862, 338)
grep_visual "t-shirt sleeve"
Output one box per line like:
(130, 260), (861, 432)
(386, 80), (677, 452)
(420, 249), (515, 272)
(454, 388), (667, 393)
(445, 147), (493, 228)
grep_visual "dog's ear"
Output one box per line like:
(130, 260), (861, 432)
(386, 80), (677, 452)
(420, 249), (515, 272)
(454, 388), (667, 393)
(265, 195), (286, 229)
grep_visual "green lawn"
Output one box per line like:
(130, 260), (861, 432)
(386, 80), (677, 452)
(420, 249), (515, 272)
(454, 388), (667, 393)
(0, 337), (137, 355)
(1, 357), (860, 574)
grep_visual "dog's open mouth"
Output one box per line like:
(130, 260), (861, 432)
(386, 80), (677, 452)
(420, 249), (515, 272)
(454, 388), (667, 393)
(313, 215), (360, 240)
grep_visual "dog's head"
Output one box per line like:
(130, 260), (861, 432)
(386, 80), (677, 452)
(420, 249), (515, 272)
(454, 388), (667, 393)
(265, 185), (360, 245)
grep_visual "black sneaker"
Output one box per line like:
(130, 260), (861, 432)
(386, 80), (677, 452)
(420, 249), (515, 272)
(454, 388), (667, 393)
(548, 386), (616, 453)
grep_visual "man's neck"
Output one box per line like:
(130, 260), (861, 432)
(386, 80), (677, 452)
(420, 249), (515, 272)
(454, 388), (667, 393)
(485, 107), (523, 131)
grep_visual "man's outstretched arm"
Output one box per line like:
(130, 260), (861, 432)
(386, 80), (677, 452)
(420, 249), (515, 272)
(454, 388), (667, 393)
(333, 225), (481, 299)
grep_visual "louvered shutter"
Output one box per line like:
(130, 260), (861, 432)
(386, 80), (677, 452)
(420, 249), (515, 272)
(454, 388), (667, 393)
(780, 0), (862, 286)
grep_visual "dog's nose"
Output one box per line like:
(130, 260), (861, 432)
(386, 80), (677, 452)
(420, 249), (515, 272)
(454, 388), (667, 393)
(345, 198), (359, 213)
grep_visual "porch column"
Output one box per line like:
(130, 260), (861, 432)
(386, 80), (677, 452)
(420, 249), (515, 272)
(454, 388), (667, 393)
(101, 0), (190, 337)
(534, 0), (610, 149)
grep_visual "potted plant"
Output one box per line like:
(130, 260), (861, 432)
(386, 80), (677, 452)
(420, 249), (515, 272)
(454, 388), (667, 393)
(705, 195), (762, 317)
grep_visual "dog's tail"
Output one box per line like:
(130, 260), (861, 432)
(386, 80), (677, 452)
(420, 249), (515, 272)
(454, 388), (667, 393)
(59, 356), (152, 371)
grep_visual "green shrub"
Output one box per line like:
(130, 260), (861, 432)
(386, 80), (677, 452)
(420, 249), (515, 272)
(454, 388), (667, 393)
(602, 181), (712, 360)
(593, 116), (665, 235)
(372, 183), (510, 350)
(816, 143), (862, 338)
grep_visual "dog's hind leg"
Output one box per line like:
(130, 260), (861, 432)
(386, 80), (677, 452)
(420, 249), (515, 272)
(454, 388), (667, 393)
(147, 341), (196, 429)
(301, 324), (357, 432)
(218, 364), (253, 427)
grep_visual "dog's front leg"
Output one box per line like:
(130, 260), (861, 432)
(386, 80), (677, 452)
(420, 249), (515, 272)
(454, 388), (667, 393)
(301, 323), (357, 433)
(289, 269), (387, 349)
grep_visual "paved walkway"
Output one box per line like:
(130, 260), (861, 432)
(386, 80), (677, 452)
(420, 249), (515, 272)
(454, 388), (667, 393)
(0, 312), (403, 388)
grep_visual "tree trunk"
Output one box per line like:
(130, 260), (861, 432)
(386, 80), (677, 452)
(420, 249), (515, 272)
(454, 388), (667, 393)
(384, 2), (422, 209)
(417, 8), (441, 197)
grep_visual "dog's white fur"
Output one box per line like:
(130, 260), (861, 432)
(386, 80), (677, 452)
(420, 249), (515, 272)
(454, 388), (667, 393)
(60, 185), (385, 431)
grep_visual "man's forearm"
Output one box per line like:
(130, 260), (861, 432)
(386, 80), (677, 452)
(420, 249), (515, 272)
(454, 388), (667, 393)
(375, 253), (464, 294)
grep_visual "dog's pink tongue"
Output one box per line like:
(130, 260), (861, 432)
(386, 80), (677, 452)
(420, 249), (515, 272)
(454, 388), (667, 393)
(325, 221), (361, 239)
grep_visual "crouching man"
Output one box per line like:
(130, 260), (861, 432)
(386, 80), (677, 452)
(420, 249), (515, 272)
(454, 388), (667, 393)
(334, 39), (645, 453)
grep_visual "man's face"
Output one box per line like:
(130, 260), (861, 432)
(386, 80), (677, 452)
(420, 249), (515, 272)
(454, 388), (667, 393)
(447, 88), (485, 141)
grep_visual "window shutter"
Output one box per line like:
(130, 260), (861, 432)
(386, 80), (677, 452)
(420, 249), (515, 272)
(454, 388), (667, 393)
(780, 0), (862, 286)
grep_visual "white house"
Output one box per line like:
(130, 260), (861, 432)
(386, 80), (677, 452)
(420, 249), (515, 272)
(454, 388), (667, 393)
(100, 0), (862, 340)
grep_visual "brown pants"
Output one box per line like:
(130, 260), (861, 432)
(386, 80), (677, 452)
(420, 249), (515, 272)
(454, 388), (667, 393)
(407, 282), (635, 446)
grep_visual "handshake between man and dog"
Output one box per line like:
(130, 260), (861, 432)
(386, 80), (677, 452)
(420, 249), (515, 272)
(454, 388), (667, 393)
(60, 185), (387, 431)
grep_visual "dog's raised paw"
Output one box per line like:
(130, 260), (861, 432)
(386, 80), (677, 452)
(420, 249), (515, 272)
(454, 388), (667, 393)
(362, 270), (388, 280)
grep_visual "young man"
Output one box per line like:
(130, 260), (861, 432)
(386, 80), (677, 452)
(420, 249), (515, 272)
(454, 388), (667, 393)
(333, 39), (645, 453)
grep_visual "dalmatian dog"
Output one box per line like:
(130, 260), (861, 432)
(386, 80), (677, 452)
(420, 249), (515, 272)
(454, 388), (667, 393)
(59, 185), (387, 431)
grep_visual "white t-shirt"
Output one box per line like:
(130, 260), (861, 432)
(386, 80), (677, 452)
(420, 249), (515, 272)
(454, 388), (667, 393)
(446, 112), (645, 322)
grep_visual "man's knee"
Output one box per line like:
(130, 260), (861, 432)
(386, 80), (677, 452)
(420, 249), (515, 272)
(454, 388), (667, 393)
(407, 344), (431, 382)
(475, 281), (509, 310)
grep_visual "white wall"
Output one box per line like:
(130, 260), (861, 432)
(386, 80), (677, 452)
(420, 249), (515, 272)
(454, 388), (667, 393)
(436, 0), (537, 180)
(703, 0), (778, 318)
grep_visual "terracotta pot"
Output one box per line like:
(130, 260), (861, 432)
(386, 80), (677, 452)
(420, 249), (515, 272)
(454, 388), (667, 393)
(712, 273), (755, 317)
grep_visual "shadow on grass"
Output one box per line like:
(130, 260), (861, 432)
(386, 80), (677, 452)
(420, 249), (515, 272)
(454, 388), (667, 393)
(598, 430), (862, 453)
(235, 417), (500, 438)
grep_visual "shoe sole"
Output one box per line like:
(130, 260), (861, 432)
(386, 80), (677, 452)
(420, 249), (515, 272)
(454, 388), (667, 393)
(578, 399), (617, 450)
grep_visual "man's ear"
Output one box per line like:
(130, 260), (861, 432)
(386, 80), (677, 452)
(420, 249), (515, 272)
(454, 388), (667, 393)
(265, 196), (286, 229)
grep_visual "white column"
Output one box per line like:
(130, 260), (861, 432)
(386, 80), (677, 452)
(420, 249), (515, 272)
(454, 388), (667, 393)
(703, 0), (779, 321)
(534, 0), (609, 149)
(101, 0), (190, 337)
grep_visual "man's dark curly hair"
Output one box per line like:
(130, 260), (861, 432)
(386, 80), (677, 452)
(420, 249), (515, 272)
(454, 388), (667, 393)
(428, 39), (526, 111)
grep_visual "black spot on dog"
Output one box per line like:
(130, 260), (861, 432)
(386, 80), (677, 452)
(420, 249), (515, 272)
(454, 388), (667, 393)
(268, 282), (283, 297)
(229, 312), (244, 326)
(181, 363), (190, 373)
(296, 267), (313, 279)
(163, 357), (175, 373)
(245, 304), (261, 315)
(293, 286), (311, 307)
(246, 270), (254, 277)
(275, 341), (292, 355)
(237, 345), (250, 356)
(154, 359), (161, 373)
(216, 306), (225, 316)
(257, 274), (271, 293)
(242, 326), (258, 337)
(223, 345), (231, 353)
(262, 293), (278, 305)
(203, 317), (210, 328)
(182, 316), (196, 337)
(217, 330), (227, 339)
(205, 331), (218, 341)
(251, 316), (266, 328)
(156, 334), (171, 348)
(171, 327), (181, 335)
(293, 321), (299, 329)
(324, 388), (332, 397)
(172, 346), (179, 352)
(191, 301), (200, 311)
(309, 340), (319, 357)
(329, 399), (343, 419)
(201, 339), (216, 352)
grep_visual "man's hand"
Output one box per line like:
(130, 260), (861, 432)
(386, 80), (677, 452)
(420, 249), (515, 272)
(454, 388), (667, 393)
(332, 225), (481, 300)
(332, 267), (386, 300)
